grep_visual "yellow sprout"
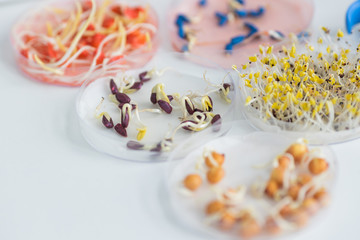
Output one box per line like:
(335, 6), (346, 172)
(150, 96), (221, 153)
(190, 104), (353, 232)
(266, 46), (273, 54)
(337, 29), (344, 38)
(245, 96), (252, 105)
(136, 128), (147, 141)
(249, 55), (258, 62)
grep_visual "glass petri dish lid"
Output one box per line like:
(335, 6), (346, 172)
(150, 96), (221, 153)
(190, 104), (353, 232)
(76, 52), (236, 162)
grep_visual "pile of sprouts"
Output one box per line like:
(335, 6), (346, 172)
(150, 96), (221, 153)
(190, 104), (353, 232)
(180, 140), (333, 238)
(234, 27), (360, 132)
(12, 0), (157, 86)
(95, 67), (233, 152)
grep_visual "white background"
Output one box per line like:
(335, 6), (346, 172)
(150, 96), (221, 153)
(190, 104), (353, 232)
(0, 0), (359, 239)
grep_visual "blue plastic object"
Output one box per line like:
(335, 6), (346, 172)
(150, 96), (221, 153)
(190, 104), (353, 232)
(199, 0), (207, 6)
(346, 0), (360, 33)
(215, 12), (228, 26)
(244, 22), (259, 37)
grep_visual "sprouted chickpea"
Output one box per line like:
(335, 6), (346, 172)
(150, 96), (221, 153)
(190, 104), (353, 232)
(205, 151), (225, 168)
(285, 208), (308, 227)
(286, 143), (309, 165)
(301, 197), (319, 215)
(239, 218), (261, 238)
(265, 217), (281, 235)
(265, 180), (279, 198)
(270, 167), (285, 186)
(308, 158), (329, 175)
(277, 155), (291, 169)
(206, 200), (225, 215)
(183, 174), (202, 191)
(314, 189), (330, 206)
(179, 140), (333, 239)
(297, 173), (313, 186)
(207, 167), (225, 184)
(288, 184), (301, 201)
(219, 212), (236, 230)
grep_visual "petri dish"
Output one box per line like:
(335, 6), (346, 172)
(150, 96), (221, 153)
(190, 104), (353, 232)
(235, 29), (360, 144)
(76, 52), (236, 162)
(11, 0), (159, 86)
(167, 0), (314, 69)
(167, 124), (337, 239)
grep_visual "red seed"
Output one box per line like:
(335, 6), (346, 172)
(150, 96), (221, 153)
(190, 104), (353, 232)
(158, 100), (172, 114)
(150, 92), (157, 104)
(110, 79), (118, 94)
(185, 100), (194, 114)
(207, 96), (213, 112)
(127, 141), (144, 150)
(102, 16), (115, 28)
(96, 51), (105, 65)
(130, 82), (143, 90)
(102, 115), (114, 128)
(211, 114), (221, 132)
(223, 83), (231, 91)
(116, 92), (131, 103)
(82, 0), (93, 11)
(167, 95), (174, 102)
(121, 111), (130, 128)
(91, 33), (106, 48)
(211, 114), (221, 125)
(181, 120), (197, 131)
(114, 123), (127, 137)
(139, 71), (151, 82)
(150, 143), (162, 152)
(124, 6), (143, 19)
(86, 23), (95, 31)
(111, 5), (123, 15)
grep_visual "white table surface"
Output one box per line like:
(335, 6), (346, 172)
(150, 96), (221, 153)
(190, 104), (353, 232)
(0, 0), (359, 239)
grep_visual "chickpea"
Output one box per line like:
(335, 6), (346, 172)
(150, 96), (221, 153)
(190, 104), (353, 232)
(265, 180), (279, 198)
(237, 210), (252, 222)
(288, 184), (301, 200)
(207, 167), (224, 184)
(270, 167), (285, 186)
(301, 197), (319, 215)
(297, 173), (312, 186)
(206, 200), (224, 215)
(183, 174), (202, 191)
(308, 158), (329, 175)
(286, 208), (308, 227)
(297, 173), (314, 194)
(278, 155), (291, 169)
(286, 143), (308, 165)
(239, 218), (261, 238)
(265, 217), (281, 235)
(205, 151), (225, 168)
(219, 212), (236, 230)
(314, 189), (330, 206)
(279, 204), (292, 217)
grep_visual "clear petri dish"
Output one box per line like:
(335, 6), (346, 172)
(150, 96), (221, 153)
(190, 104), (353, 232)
(235, 30), (360, 144)
(76, 52), (236, 162)
(167, 0), (314, 69)
(11, 0), (159, 86)
(167, 123), (337, 239)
